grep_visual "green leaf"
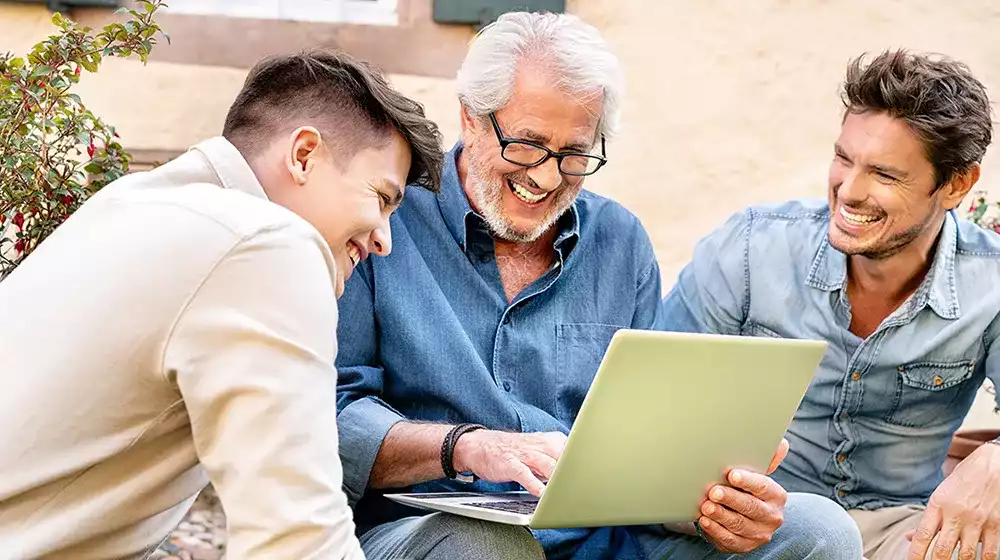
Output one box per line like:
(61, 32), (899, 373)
(84, 162), (103, 174)
(114, 7), (129, 16)
(144, 1), (157, 13)
(30, 65), (54, 78)
(9, 58), (24, 69)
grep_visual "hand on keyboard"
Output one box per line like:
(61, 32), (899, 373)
(452, 430), (567, 497)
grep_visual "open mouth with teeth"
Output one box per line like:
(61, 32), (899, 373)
(507, 178), (550, 205)
(839, 206), (884, 226)
(347, 241), (361, 267)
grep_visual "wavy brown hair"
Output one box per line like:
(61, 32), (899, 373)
(841, 49), (993, 189)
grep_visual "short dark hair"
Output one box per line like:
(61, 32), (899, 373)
(841, 49), (994, 189)
(223, 49), (443, 192)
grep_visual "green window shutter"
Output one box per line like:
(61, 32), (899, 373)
(433, 0), (566, 28)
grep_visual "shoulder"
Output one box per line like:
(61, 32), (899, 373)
(688, 199), (829, 270)
(575, 189), (652, 247)
(713, 198), (829, 242)
(955, 214), (1000, 259)
(97, 170), (324, 246)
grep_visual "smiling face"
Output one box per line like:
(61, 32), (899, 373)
(460, 66), (603, 242)
(275, 127), (410, 296)
(827, 111), (974, 260)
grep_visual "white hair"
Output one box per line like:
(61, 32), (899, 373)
(455, 11), (624, 140)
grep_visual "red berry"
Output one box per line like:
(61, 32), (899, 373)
(62, 195), (73, 205)
(87, 143), (95, 158)
(12, 212), (24, 228)
(14, 239), (25, 253)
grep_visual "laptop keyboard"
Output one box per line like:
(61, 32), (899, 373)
(462, 499), (539, 515)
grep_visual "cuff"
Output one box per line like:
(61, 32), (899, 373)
(337, 397), (404, 506)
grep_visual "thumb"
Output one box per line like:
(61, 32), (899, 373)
(766, 438), (790, 475)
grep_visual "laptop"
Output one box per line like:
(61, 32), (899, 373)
(386, 329), (827, 530)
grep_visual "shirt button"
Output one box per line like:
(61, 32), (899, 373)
(503, 381), (512, 392)
(837, 454), (846, 463)
(838, 490), (847, 498)
(933, 375), (944, 387)
(851, 371), (861, 382)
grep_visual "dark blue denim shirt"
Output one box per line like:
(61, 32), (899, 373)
(335, 144), (661, 557)
(657, 199), (1000, 511)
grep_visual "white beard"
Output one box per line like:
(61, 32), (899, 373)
(466, 156), (570, 244)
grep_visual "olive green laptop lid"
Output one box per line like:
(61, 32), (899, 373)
(528, 329), (827, 529)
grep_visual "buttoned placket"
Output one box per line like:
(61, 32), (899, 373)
(828, 278), (935, 506)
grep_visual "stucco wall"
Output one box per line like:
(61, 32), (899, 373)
(5, 1), (1000, 282)
(2, 1), (997, 427)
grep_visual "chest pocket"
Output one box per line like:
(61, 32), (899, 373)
(886, 360), (978, 428)
(555, 323), (623, 424)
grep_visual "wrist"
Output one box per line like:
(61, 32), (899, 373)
(441, 424), (486, 479)
(451, 431), (477, 473)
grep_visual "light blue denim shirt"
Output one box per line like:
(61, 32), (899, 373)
(334, 143), (661, 555)
(657, 199), (1000, 510)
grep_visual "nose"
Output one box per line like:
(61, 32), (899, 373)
(836, 167), (868, 204)
(369, 217), (392, 257)
(526, 156), (562, 191)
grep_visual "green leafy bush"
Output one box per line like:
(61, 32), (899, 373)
(0, 0), (168, 278)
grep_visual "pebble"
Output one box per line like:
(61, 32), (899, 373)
(155, 485), (227, 559)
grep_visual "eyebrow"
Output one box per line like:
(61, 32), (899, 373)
(513, 128), (592, 153)
(384, 179), (404, 206)
(870, 163), (908, 179)
(834, 144), (908, 179)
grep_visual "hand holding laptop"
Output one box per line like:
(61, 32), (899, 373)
(387, 331), (826, 534)
(693, 437), (790, 554)
(453, 430), (568, 497)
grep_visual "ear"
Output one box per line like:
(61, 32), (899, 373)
(286, 126), (323, 186)
(459, 105), (482, 136)
(940, 163), (981, 211)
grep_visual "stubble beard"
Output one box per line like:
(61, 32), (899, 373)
(466, 147), (575, 243)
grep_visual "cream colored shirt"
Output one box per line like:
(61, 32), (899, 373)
(0, 137), (364, 559)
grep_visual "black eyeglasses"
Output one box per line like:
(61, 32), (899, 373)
(489, 113), (607, 176)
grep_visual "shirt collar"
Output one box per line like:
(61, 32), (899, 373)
(806, 209), (961, 320)
(436, 142), (581, 255)
(189, 136), (270, 201)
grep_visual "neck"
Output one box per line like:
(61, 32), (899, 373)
(847, 221), (943, 302)
(494, 229), (558, 258)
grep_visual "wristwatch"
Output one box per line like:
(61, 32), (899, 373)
(441, 423), (486, 482)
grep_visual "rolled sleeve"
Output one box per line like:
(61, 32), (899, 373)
(164, 225), (362, 559)
(337, 396), (404, 505)
(335, 263), (405, 505)
(984, 318), (1000, 413)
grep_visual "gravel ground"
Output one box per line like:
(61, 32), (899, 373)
(152, 486), (227, 560)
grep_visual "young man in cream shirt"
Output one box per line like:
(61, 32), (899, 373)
(0, 49), (442, 559)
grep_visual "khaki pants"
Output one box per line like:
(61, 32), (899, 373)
(850, 505), (989, 560)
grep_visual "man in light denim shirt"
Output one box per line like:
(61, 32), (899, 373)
(659, 50), (1000, 560)
(334, 10), (862, 560)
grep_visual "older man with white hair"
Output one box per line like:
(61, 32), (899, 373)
(334, 11), (863, 559)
